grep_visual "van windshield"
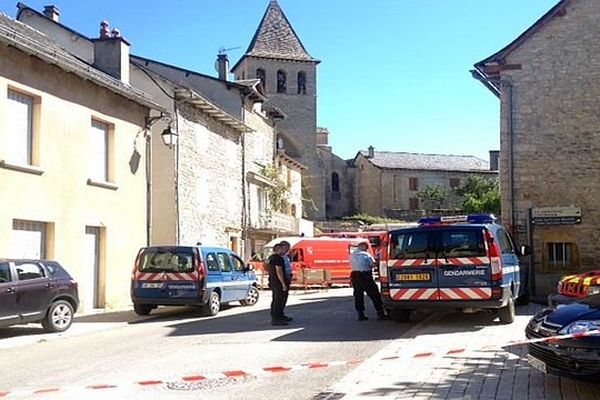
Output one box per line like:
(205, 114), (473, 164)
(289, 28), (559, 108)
(250, 246), (273, 262)
(140, 248), (194, 273)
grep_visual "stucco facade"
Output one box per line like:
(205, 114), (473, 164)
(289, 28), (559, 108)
(0, 21), (153, 312)
(474, 0), (600, 295)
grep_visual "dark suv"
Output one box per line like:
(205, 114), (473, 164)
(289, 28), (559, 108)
(0, 260), (79, 332)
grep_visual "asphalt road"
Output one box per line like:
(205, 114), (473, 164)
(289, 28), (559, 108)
(0, 288), (416, 399)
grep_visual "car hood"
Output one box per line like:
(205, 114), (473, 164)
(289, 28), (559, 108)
(547, 295), (600, 326)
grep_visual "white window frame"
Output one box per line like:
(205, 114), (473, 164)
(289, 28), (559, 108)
(90, 120), (109, 182)
(6, 89), (34, 165)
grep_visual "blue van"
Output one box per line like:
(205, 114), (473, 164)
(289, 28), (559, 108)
(381, 214), (530, 324)
(131, 245), (259, 316)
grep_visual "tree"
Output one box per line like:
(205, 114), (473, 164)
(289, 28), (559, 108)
(417, 185), (449, 210)
(453, 175), (500, 215)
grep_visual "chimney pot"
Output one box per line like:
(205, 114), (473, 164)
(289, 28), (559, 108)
(100, 20), (110, 39)
(368, 146), (375, 158)
(217, 53), (229, 81)
(489, 150), (500, 171)
(43, 5), (60, 22)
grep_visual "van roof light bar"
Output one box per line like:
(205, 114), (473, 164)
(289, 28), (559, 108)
(418, 214), (497, 225)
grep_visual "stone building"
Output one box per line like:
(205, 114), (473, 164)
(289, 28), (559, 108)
(353, 147), (496, 219)
(3, 9), (162, 311)
(232, 0), (327, 220)
(473, 0), (600, 295)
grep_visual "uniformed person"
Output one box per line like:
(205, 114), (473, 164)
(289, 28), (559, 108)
(268, 243), (289, 326)
(350, 241), (390, 321)
(279, 240), (293, 322)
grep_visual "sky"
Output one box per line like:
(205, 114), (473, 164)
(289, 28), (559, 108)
(2, 0), (559, 162)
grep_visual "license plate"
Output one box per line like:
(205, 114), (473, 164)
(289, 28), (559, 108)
(527, 354), (547, 373)
(395, 273), (431, 281)
(142, 282), (164, 289)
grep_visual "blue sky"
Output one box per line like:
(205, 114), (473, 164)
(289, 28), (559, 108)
(3, 1), (558, 161)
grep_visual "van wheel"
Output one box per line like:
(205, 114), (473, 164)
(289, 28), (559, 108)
(498, 297), (515, 324)
(42, 300), (74, 333)
(390, 309), (411, 323)
(240, 286), (259, 306)
(133, 304), (154, 316)
(203, 291), (220, 316)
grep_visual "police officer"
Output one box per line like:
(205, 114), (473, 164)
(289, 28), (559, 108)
(279, 240), (293, 322)
(268, 243), (289, 326)
(350, 241), (390, 321)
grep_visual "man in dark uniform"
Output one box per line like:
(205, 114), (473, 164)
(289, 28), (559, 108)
(268, 243), (289, 326)
(350, 241), (390, 321)
(279, 240), (293, 322)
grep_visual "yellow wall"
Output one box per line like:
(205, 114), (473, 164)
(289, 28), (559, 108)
(0, 45), (149, 311)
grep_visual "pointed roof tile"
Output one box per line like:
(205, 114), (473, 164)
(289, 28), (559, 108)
(243, 0), (318, 63)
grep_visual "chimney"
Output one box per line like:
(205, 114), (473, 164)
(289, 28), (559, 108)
(368, 146), (375, 158)
(217, 53), (229, 81)
(92, 21), (130, 84)
(489, 150), (500, 171)
(43, 5), (60, 22)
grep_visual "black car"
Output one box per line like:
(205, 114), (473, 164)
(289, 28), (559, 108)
(525, 295), (600, 380)
(0, 259), (79, 332)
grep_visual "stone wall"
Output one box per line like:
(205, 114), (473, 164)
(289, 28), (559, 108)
(498, 0), (600, 294)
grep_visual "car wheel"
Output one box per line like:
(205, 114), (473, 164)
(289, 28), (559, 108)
(42, 300), (74, 333)
(498, 296), (515, 324)
(133, 303), (154, 316)
(390, 309), (411, 323)
(240, 286), (260, 306)
(203, 291), (220, 316)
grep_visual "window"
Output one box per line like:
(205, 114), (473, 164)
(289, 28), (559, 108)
(15, 262), (45, 281)
(297, 71), (307, 94)
(140, 249), (194, 272)
(12, 220), (46, 259)
(277, 70), (287, 93)
(231, 256), (245, 272)
(548, 242), (573, 268)
(6, 89), (34, 165)
(90, 120), (110, 182)
(331, 172), (340, 192)
(0, 263), (11, 283)
(256, 68), (266, 89)
(409, 197), (419, 210)
(496, 229), (515, 254)
(217, 252), (233, 272)
(205, 253), (220, 271)
(441, 230), (486, 257)
(449, 178), (460, 189)
(390, 231), (430, 259)
(409, 177), (419, 191)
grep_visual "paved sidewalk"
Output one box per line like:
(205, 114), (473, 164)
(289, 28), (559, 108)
(322, 304), (600, 400)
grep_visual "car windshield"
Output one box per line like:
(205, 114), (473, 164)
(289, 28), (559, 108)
(139, 248), (194, 273)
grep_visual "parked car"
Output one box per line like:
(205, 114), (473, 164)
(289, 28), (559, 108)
(0, 259), (79, 332)
(131, 245), (259, 316)
(548, 269), (600, 306)
(380, 214), (530, 324)
(525, 295), (600, 381)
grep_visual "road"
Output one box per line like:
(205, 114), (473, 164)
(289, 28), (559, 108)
(0, 288), (413, 399)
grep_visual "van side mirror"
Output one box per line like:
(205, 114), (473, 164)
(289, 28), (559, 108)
(519, 245), (531, 257)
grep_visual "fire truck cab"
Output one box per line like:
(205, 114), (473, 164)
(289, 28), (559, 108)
(380, 214), (530, 324)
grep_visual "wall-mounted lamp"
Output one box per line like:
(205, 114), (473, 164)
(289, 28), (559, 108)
(145, 113), (177, 149)
(161, 125), (178, 149)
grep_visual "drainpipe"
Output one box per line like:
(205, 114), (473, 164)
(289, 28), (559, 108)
(240, 98), (247, 258)
(470, 70), (516, 232)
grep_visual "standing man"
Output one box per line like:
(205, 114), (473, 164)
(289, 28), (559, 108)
(268, 243), (289, 326)
(279, 240), (293, 322)
(350, 241), (390, 321)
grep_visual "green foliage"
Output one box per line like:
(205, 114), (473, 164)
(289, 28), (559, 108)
(342, 214), (402, 225)
(417, 185), (449, 210)
(454, 175), (500, 215)
(260, 165), (290, 213)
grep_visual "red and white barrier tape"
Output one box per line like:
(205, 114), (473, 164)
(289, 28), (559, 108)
(2, 329), (598, 397)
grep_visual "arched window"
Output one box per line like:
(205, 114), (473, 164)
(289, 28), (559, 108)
(256, 68), (266, 89)
(277, 70), (287, 93)
(331, 172), (340, 192)
(297, 71), (307, 94)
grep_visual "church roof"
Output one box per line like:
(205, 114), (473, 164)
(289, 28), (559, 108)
(233, 0), (318, 70)
(357, 151), (492, 173)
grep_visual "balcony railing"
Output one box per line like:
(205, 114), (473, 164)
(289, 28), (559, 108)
(254, 211), (297, 233)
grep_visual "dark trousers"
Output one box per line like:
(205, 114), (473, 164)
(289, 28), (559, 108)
(269, 279), (286, 321)
(350, 271), (384, 315)
(283, 276), (292, 308)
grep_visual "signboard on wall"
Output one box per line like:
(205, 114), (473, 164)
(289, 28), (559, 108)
(531, 206), (581, 225)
